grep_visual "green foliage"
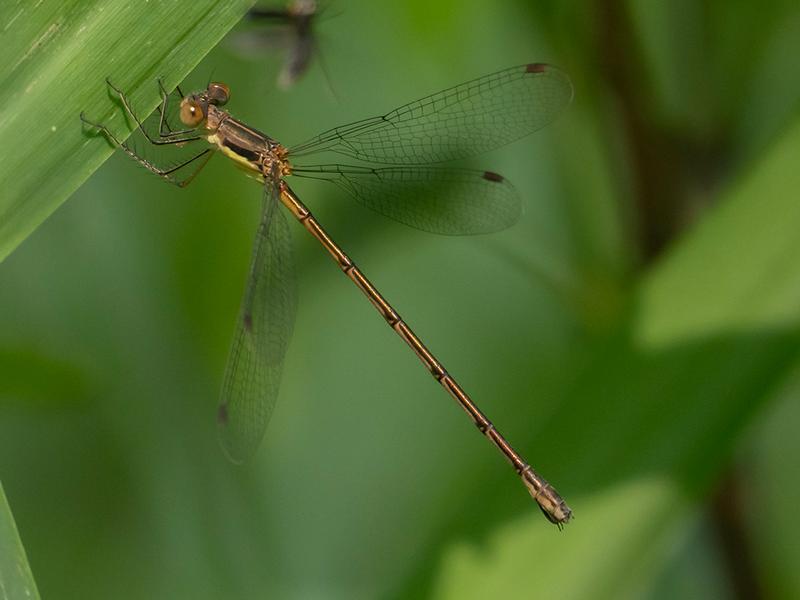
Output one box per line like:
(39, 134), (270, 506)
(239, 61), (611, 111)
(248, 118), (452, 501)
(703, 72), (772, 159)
(1, 0), (800, 598)
(433, 114), (800, 599)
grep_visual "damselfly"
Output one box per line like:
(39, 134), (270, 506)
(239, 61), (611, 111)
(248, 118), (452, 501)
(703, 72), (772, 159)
(81, 63), (574, 526)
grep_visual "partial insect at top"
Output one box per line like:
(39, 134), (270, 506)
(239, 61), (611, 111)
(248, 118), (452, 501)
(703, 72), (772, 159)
(229, 0), (325, 90)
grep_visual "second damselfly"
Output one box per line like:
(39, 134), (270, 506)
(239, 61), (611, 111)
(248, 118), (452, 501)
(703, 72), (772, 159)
(81, 63), (574, 526)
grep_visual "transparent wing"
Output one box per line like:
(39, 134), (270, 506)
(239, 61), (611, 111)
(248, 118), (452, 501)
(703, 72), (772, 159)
(292, 165), (521, 235)
(288, 63), (573, 165)
(218, 180), (297, 463)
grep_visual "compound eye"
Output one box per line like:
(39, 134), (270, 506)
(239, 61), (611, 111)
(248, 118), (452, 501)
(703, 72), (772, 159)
(207, 82), (230, 106)
(179, 98), (205, 126)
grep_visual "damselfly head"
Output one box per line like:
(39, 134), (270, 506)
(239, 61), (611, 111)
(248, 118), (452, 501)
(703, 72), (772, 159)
(179, 82), (230, 127)
(179, 96), (207, 127)
(207, 82), (230, 106)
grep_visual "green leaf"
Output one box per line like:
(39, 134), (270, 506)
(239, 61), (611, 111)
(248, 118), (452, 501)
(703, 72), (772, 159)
(748, 372), (800, 598)
(0, 0), (252, 263)
(0, 482), (40, 600)
(433, 479), (692, 599)
(429, 112), (800, 598)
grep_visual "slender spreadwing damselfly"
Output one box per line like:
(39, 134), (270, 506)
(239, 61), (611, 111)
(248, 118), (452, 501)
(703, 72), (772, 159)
(81, 62), (574, 526)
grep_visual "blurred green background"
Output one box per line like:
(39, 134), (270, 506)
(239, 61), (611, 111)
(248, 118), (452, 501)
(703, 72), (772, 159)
(2, 0), (800, 598)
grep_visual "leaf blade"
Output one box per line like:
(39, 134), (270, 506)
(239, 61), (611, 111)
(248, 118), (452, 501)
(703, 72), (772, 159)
(0, 482), (40, 600)
(0, 0), (252, 263)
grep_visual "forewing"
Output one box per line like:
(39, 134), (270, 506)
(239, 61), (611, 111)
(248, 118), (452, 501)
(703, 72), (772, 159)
(218, 181), (297, 463)
(288, 63), (573, 165)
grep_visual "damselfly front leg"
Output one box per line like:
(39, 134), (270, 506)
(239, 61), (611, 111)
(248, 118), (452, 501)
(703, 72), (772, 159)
(80, 80), (214, 187)
(155, 79), (199, 139)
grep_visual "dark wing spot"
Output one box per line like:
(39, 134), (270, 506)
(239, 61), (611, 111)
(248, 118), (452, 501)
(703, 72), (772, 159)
(482, 171), (504, 183)
(525, 63), (547, 74)
(217, 404), (229, 424)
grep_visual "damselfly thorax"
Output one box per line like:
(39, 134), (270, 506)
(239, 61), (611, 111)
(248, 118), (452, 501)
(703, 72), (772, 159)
(178, 83), (292, 181)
